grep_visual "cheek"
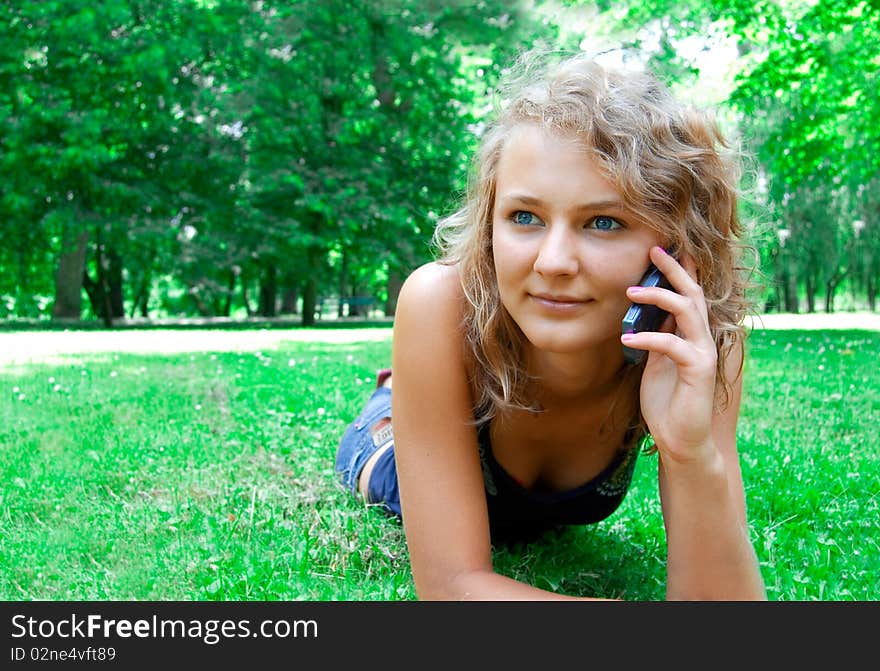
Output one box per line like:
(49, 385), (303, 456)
(497, 228), (536, 263)
(493, 258), (516, 302)
(492, 231), (524, 282)
(587, 258), (631, 290)
(590, 245), (654, 287)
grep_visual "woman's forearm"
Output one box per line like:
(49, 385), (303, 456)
(428, 568), (610, 601)
(659, 449), (767, 601)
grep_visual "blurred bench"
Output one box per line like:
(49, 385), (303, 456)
(316, 296), (378, 318)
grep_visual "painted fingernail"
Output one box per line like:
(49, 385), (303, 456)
(627, 286), (643, 294)
(621, 334), (636, 342)
(657, 246), (668, 255)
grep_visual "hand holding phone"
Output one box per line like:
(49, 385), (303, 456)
(621, 264), (674, 365)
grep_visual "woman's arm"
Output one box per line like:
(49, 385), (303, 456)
(658, 344), (766, 600)
(392, 262), (599, 601)
(622, 246), (766, 600)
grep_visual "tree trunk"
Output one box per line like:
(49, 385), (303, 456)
(280, 270), (298, 314)
(301, 275), (317, 326)
(95, 242), (114, 327)
(868, 275), (877, 311)
(52, 225), (89, 320)
(258, 261), (278, 317)
(824, 284), (835, 312)
(824, 271), (845, 313)
(129, 271), (151, 318)
(338, 252), (348, 319)
(805, 275), (816, 313)
(241, 269), (254, 316)
(300, 215), (324, 326)
(385, 271), (403, 317)
(82, 271), (100, 317)
(222, 269), (236, 317)
(107, 249), (125, 319)
(81, 234), (113, 327)
(281, 286), (298, 314)
(781, 267), (799, 313)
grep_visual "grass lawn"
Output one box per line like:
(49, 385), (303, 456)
(1, 325), (877, 600)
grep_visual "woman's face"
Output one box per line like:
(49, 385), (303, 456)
(491, 124), (663, 356)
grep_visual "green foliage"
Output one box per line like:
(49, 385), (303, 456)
(728, 0), (879, 189)
(4, 0), (876, 319)
(577, 0), (880, 313)
(0, 0), (555, 321)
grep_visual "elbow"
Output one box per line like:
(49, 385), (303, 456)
(414, 567), (496, 601)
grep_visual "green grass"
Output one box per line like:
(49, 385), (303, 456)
(1, 327), (877, 600)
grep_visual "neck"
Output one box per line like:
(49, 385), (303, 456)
(525, 341), (630, 407)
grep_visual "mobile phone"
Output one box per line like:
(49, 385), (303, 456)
(621, 264), (674, 365)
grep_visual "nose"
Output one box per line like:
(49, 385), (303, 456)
(533, 224), (579, 277)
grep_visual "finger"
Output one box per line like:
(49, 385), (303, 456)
(649, 246), (702, 298)
(625, 285), (712, 346)
(620, 330), (716, 372)
(679, 252), (699, 283)
(648, 246), (711, 331)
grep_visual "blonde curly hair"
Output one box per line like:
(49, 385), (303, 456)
(433, 51), (755, 436)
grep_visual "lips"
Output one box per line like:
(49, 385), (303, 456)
(531, 293), (586, 303)
(529, 293), (591, 309)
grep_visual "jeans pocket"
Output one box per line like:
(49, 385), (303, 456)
(335, 388), (392, 492)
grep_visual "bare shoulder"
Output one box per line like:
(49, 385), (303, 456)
(394, 261), (468, 358)
(393, 260), (468, 377)
(397, 261), (464, 311)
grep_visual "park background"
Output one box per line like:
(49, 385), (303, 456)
(1, 0), (877, 600)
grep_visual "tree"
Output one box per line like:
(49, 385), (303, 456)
(0, 0), (560, 322)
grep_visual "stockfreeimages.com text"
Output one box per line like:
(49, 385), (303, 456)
(11, 613), (317, 646)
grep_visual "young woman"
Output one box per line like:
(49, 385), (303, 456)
(335, 52), (766, 600)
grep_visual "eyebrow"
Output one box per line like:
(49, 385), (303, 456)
(499, 193), (626, 211)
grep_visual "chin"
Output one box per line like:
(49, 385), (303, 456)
(518, 322), (601, 354)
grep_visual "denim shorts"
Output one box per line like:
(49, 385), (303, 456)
(334, 386), (401, 516)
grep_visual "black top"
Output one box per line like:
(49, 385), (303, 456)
(477, 422), (640, 543)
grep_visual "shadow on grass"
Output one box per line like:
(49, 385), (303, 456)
(491, 524), (665, 600)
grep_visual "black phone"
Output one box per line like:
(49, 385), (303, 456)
(621, 264), (674, 365)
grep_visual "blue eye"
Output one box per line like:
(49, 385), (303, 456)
(512, 211), (540, 226)
(590, 216), (622, 231)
